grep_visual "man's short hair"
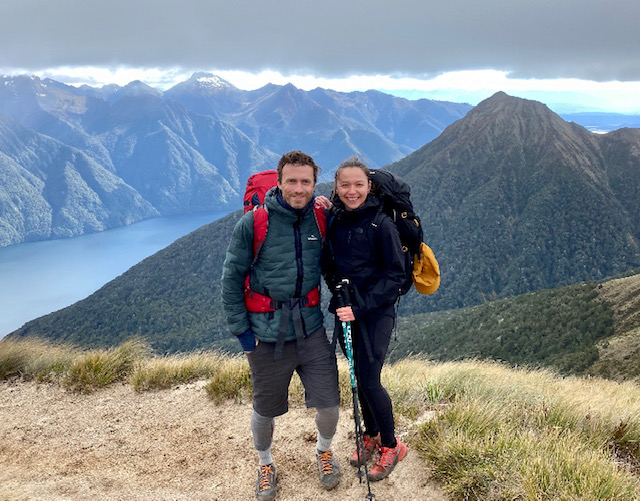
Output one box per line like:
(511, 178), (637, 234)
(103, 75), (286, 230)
(277, 150), (320, 184)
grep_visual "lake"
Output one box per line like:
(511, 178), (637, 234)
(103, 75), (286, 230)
(0, 212), (228, 338)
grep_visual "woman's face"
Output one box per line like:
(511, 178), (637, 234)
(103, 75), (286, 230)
(335, 166), (371, 210)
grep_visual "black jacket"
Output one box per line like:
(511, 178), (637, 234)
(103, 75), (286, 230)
(324, 196), (406, 319)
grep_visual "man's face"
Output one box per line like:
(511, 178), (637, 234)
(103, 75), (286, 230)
(277, 163), (316, 209)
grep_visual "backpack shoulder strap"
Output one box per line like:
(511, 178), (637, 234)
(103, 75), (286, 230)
(325, 208), (338, 264)
(252, 202), (324, 265)
(251, 205), (269, 264)
(313, 203), (327, 241)
(367, 204), (386, 249)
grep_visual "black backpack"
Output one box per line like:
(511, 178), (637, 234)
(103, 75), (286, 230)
(368, 169), (423, 295)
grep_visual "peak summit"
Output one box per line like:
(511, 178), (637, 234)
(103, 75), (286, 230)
(189, 72), (234, 89)
(475, 91), (552, 114)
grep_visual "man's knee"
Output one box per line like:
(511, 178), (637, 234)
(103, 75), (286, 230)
(317, 405), (339, 420)
(316, 405), (339, 437)
(252, 410), (275, 451)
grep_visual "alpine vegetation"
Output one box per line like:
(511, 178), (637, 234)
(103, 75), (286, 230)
(1, 338), (639, 499)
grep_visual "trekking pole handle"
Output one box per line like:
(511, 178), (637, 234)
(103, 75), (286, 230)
(334, 278), (352, 308)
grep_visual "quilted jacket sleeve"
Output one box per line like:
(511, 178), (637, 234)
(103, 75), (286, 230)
(221, 213), (254, 337)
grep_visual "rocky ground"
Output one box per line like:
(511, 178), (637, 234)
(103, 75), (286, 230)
(0, 380), (447, 501)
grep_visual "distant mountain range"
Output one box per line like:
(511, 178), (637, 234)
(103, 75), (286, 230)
(9, 93), (640, 375)
(560, 112), (640, 133)
(0, 73), (471, 246)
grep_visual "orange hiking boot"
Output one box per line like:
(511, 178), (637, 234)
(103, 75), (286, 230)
(256, 463), (276, 500)
(368, 438), (407, 481)
(350, 433), (381, 466)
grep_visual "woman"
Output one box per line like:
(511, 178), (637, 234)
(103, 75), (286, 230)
(323, 156), (408, 481)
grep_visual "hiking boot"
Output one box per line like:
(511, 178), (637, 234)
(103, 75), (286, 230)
(350, 433), (381, 466)
(368, 438), (408, 481)
(256, 463), (276, 500)
(316, 450), (340, 490)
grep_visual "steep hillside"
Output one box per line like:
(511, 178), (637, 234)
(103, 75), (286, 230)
(8, 94), (640, 381)
(390, 269), (640, 381)
(0, 113), (157, 246)
(390, 280), (614, 374)
(589, 273), (640, 380)
(0, 73), (470, 246)
(393, 92), (640, 314)
(9, 211), (242, 354)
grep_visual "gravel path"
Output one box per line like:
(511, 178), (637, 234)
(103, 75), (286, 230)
(0, 381), (446, 501)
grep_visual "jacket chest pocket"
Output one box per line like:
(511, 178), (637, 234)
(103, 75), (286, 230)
(346, 226), (368, 251)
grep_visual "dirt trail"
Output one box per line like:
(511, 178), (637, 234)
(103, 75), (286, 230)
(0, 381), (447, 501)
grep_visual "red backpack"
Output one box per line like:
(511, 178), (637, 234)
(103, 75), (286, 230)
(243, 170), (326, 312)
(243, 170), (279, 214)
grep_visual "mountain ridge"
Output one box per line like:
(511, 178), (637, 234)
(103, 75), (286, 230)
(8, 92), (640, 381)
(391, 92), (640, 312)
(0, 112), (158, 245)
(0, 73), (471, 246)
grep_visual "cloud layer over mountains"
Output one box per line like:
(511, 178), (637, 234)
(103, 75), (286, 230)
(1, 0), (639, 82)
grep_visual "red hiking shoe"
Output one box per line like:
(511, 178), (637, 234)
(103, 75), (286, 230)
(368, 438), (408, 481)
(350, 433), (381, 466)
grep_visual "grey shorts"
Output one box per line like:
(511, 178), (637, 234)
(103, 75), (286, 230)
(246, 327), (340, 418)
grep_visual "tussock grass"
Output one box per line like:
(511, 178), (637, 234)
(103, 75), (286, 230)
(0, 337), (148, 391)
(62, 339), (149, 392)
(381, 356), (448, 419)
(416, 360), (640, 500)
(0, 337), (79, 381)
(130, 350), (227, 391)
(2, 338), (639, 499)
(202, 354), (251, 404)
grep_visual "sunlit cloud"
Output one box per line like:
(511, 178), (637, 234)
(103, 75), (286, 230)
(14, 65), (640, 114)
(28, 66), (192, 89)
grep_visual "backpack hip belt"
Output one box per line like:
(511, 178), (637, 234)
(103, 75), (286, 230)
(244, 285), (318, 360)
(244, 281), (320, 313)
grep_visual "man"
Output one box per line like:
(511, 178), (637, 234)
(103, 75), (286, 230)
(222, 150), (341, 500)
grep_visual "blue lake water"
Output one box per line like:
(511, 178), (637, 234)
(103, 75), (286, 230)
(0, 212), (228, 338)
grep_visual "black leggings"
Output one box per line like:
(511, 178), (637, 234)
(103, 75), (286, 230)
(338, 305), (396, 448)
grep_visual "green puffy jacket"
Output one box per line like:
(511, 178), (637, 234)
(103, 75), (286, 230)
(221, 188), (325, 342)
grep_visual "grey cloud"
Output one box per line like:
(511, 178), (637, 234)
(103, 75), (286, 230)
(1, 0), (639, 81)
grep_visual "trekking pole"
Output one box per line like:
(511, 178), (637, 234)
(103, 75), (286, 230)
(335, 279), (375, 500)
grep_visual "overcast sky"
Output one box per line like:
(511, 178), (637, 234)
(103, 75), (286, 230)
(1, 0), (640, 113)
